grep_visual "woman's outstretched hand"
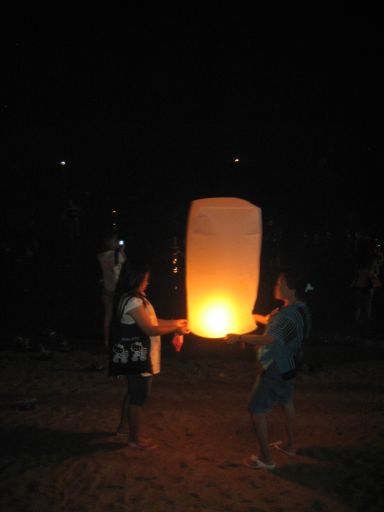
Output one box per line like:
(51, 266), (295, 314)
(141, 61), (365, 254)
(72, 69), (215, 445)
(175, 319), (190, 335)
(253, 307), (279, 325)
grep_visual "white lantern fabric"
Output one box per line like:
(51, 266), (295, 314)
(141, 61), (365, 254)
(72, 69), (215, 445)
(186, 197), (262, 338)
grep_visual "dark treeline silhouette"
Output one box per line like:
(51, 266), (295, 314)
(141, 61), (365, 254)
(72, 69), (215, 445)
(259, 220), (384, 338)
(3, 201), (383, 346)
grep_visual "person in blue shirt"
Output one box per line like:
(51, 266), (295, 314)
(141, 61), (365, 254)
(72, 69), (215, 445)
(226, 268), (312, 470)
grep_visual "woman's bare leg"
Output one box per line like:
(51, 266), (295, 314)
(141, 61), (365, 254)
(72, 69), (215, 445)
(252, 413), (273, 464)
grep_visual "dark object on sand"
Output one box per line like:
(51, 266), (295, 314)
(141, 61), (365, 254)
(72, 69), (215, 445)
(16, 398), (38, 411)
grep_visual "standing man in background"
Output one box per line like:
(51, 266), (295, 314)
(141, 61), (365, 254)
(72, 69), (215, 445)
(97, 232), (127, 346)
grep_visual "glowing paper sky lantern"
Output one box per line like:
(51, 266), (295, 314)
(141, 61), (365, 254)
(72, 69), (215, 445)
(186, 197), (262, 338)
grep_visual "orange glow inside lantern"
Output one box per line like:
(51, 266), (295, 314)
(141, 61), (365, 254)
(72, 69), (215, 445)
(186, 197), (262, 338)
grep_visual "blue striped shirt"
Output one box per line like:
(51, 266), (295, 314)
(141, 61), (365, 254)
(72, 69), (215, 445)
(258, 303), (310, 373)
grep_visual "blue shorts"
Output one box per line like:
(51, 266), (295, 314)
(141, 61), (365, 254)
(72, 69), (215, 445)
(248, 362), (295, 414)
(127, 374), (152, 406)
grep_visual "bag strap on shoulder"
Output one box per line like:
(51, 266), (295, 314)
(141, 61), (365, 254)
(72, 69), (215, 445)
(118, 295), (132, 322)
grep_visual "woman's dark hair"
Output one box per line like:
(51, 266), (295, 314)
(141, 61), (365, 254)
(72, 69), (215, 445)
(113, 259), (150, 317)
(280, 267), (311, 301)
(116, 259), (150, 297)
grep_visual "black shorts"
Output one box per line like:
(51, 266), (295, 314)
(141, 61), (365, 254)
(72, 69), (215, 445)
(127, 374), (152, 406)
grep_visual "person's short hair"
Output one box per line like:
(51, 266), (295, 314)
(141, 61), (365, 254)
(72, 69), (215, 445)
(280, 267), (311, 301)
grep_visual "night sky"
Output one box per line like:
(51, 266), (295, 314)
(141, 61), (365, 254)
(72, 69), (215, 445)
(3, 10), (383, 253)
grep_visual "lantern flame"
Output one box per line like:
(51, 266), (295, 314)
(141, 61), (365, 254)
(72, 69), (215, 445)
(189, 295), (255, 338)
(199, 299), (234, 338)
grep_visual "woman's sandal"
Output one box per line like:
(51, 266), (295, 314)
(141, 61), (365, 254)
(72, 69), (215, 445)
(128, 439), (157, 451)
(244, 454), (276, 470)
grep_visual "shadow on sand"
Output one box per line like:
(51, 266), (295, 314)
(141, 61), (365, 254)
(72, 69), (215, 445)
(0, 426), (125, 463)
(274, 444), (384, 512)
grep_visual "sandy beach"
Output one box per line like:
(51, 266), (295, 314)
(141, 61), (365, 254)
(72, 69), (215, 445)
(1, 333), (384, 512)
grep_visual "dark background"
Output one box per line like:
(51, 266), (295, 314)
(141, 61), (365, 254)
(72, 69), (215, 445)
(2, 9), (383, 341)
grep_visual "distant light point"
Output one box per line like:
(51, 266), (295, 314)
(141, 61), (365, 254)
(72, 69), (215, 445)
(233, 157), (240, 163)
(60, 161), (66, 166)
